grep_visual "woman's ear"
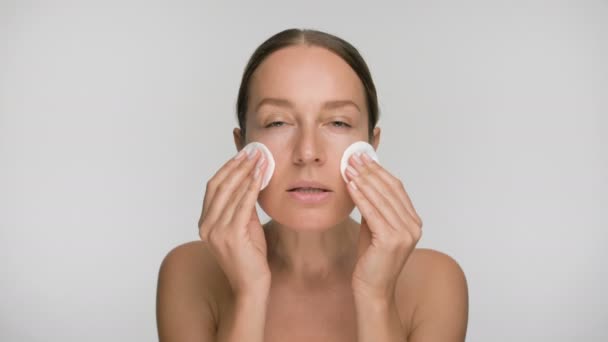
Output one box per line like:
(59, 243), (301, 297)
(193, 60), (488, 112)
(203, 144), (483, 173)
(233, 128), (245, 151)
(371, 126), (381, 151)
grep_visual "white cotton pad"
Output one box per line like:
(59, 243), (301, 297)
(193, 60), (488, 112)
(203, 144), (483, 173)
(242, 142), (275, 190)
(340, 141), (379, 183)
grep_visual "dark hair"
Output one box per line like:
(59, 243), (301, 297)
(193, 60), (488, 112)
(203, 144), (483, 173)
(236, 28), (380, 143)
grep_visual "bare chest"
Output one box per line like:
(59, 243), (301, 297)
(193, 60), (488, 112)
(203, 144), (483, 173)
(263, 288), (358, 342)
(214, 273), (415, 342)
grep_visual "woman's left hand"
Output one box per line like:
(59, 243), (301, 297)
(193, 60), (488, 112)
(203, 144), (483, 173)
(345, 152), (423, 303)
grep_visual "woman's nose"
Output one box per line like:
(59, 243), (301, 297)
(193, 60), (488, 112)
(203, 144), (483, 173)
(292, 128), (325, 165)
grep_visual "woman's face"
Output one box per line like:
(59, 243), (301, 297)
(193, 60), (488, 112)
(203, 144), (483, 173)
(236, 44), (380, 231)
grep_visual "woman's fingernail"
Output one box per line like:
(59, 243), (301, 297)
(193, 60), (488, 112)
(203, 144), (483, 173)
(346, 165), (358, 177)
(234, 150), (245, 160)
(254, 166), (261, 179)
(247, 148), (259, 160)
(361, 153), (371, 163)
(255, 156), (266, 169)
(353, 153), (363, 165)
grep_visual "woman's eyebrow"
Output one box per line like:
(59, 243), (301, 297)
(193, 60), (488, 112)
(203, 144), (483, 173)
(255, 98), (361, 113)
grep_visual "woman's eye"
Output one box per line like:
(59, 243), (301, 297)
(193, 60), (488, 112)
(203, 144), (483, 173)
(331, 121), (351, 128)
(265, 121), (350, 128)
(265, 121), (286, 128)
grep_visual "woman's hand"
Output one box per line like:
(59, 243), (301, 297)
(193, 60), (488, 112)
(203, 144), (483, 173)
(345, 152), (423, 303)
(198, 148), (271, 297)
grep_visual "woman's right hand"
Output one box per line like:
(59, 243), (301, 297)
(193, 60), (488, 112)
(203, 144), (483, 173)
(198, 148), (271, 297)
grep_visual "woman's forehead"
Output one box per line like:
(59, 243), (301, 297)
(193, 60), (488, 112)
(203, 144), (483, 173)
(248, 45), (366, 112)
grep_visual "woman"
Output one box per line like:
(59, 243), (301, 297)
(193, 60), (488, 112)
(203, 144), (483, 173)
(156, 28), (468, 342)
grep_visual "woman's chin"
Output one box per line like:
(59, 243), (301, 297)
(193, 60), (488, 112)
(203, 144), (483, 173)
(263, 210), (352, 232)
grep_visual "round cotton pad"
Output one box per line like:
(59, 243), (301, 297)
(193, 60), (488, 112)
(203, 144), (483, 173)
(340, 141), (379, 183)
(242, 142), (275, 190)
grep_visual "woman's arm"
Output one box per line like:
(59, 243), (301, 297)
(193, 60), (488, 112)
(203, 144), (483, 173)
(354, 295), (407, 342)
(406, 250), (469, 342)
(156, 243), (217, 341)
(354, 249), (468, 342)
(214, 291), (270, 342)
(156, 242), (270, 342)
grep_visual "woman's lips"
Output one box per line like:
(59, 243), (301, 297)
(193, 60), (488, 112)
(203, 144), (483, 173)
(287, 189), (332, 204)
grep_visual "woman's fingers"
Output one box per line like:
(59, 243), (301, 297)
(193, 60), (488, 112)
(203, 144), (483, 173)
(348, 156), (413, 233)
(222, 158), (267, 227)
(356, 154), (422, 227)
(200, 158), (256, 241)
(231, 160), (267, 228)
(219, 171), (254, 225)
(200, 150), (248, 222)
(201, 149), (262, 228)
(348, 154), (422, 239)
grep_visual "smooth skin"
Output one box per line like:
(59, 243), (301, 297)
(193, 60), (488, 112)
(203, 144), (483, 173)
(156, 45), (468, 341)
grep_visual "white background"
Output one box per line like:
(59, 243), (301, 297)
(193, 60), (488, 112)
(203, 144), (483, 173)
(1, 0), (606, 341)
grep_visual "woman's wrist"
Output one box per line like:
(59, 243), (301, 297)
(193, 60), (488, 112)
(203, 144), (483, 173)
(235, 281), (271, 305)
(221, 285), (271, 342)
(354, 291), (395, 312)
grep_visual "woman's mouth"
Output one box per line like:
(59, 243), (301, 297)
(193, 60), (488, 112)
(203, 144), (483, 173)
(287, 188), (332, 203)
(288, 187), (330, 193)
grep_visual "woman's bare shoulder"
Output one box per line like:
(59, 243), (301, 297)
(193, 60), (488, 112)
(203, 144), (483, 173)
(159, 240), (229, 295)
(156, 240), (230, 340)
(404, 248), (466, 280)
(399, 247), (468, 299)
(397, 248), (469, 340)
(161, 240), (215, 270)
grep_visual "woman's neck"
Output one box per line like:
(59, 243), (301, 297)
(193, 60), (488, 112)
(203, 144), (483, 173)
(264, 217), (360, 288)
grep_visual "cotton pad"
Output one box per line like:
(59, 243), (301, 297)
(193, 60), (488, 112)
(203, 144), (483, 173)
(340, 141), (379, 183)
(241, 142), (275, 190)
